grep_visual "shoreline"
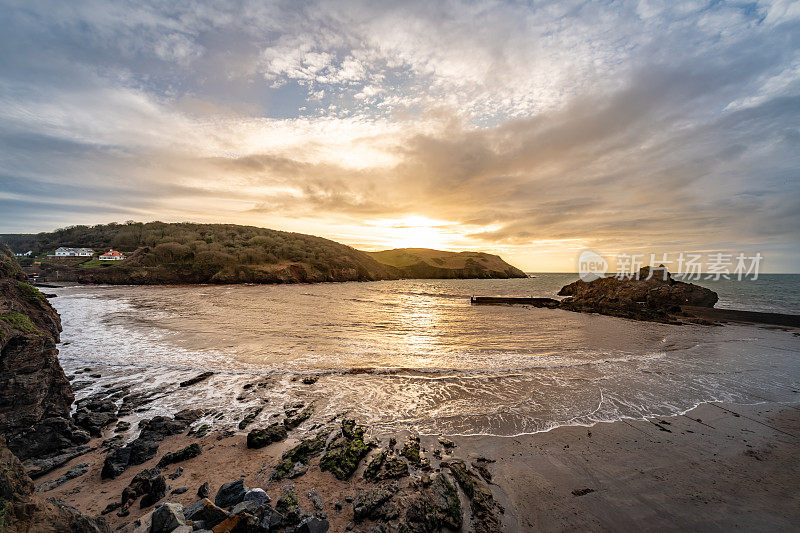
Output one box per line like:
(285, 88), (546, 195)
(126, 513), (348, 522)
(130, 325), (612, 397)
(36, 400), (800, 531)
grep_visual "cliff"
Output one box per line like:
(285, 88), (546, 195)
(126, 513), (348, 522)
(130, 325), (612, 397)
(368, 248), (527, 279)
(0, 244), (90, 461)
(0, 245), (107, 531)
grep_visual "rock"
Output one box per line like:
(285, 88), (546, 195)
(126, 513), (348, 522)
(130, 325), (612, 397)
(105, 412), (203, 478)
(168, 467), (183, 480)
(296, 516), (330, 533)
(197, 482), (211, 498)
(353, 483), (398, 521)
(171, 487), (189, 495)
(37, 461), (89, 491)
(437, 437), (455, 449)
(183, 498), (230, 528)
(557, 266), (718, 322)
(0, 434), (110, 533)
(25, 443), (92, 479)
(444, 460), (501, 533)
(179, 371), (214, 387)
(319, 419), (372, 481)
(272, 430), (329, 480)
(119, 467), (167, 510)
(150, 502), (186, 533)
(244, 487), (270, 505)
(364, 450), (409, 482)
(247, 423), (288, 449)
(275, 484), (305, 527)
(0, 260), (89, 461)
(157, 443), (201, 468)
(102, 446), (132, 479)
(231, 499), (260, 515)
(238, 407), (263, 430)
(116, 421), (132, 432)
(301, 376), (319, 385)
(215, 478), (249, 509)
(284, 403), (314, 430)
(400, 439), (422, 464)
(306, 488), (323, 511)
(403, 473), (461, 531)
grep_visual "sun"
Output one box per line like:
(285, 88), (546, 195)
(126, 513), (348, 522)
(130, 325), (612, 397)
(376, 215), (452, 250)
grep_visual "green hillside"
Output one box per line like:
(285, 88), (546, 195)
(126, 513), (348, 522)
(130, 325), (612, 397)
(0, 222), (526, 284)
(369, 248), (527, 279)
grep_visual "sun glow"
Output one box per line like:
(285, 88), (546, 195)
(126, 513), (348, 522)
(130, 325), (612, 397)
(374, 215), (453, 250)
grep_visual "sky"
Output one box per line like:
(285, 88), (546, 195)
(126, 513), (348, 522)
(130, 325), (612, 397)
(0, 1), (799, 272)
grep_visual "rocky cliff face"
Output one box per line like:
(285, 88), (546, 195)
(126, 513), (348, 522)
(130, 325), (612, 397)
(0, 245), (107, 531)
(0, 436), (109, 532)
(558, 266), (718, 322)
(0, 244), (89, 460)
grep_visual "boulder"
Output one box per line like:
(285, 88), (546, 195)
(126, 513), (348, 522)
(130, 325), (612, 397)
(150, 502), (186, 533)
(183, 498), (230, 528)
(214, 478), (249, 509)
(247, 423), (287, 449)
(244, 487), (271, 505)
(157, 443), (201, 468)
(275, 484), (305, 527)
(272, 430), (329, 480)
(353, 483), (398, 521)
(296, 516), (330, 533)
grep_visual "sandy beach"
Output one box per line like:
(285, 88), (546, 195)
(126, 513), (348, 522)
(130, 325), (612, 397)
(37, 400), (799, 532)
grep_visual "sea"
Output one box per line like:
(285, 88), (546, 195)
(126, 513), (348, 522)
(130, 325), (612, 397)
(49, 274), (800, 437)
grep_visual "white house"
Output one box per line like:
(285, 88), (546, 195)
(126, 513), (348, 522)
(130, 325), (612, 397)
(14, 250), (32, 257)
(54, 247), (94, 257)
(99, 249), (125, 261)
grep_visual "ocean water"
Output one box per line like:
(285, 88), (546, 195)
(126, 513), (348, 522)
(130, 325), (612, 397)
(49, 274), (800, 437)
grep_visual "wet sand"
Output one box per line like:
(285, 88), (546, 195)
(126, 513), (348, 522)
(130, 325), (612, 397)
(39, 401), (800, 532)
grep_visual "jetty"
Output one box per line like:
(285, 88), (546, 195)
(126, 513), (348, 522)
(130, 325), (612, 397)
(470, 296), (560, 307)
(470, 296), (800, 328)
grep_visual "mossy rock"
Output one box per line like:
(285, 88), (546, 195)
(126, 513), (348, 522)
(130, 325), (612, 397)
(0, 312), (41, 336)
(319, 419), (372, 481)
(284, 404), (314, 430)
(271, 430), (329, 480)
(364, 450), (409, 482)
(400, 439), (421, 464)
(247, 423), (288, 449)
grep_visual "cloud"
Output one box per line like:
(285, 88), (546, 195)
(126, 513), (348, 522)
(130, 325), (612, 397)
(0, 0), (798, 270)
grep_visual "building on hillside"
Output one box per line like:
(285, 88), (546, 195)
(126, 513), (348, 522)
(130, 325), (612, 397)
(53, 247), (94, 257)
(99, 249), (125, 261)
(15, 250), (32, 257)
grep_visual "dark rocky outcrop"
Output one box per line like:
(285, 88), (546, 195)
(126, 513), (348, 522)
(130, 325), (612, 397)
(319, 419), (372, 480)
(444, 460), (502, 533)
(0, 436), (109, 533)
(247, 423), (287, 449)
(0, 244), (89, 461)
(557, 266), (719, 322)
(102, 410), (202, 479)
(401, 473), (462, 532)
(156, 443), (201, 468)
(364, 450), (409, 482)
(271, 430), (329, 480)
(214, 478), (249, 509)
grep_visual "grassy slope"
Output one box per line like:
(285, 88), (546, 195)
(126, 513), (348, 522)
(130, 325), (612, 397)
(0, 223), (526, 284)
(369, 248), (527, 279)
